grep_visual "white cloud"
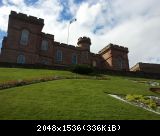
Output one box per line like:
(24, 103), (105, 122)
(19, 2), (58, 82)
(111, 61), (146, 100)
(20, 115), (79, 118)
(0, 0), (160, 67)
(2, 0), (25, 5)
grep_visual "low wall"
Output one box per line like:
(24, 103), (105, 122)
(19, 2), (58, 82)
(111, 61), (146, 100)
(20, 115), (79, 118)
(0, 62), (70, 71)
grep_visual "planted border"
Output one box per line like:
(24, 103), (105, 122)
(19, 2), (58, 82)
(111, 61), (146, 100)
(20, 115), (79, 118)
(0, 75), (110, 90)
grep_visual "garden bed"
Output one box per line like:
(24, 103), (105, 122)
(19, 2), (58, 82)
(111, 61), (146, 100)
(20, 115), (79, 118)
(108, 94), (160, 115)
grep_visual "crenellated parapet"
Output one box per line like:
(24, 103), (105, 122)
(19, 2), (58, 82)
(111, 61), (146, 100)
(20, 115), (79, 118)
(53, 41), (89, 51)
(10, 11), (44, 26)
(54, 41), (77, 49)
(77, 36), (91, 51)
(98, 43), (129, 54)
(42, 33), (54, 40)
(77, 36), (91, 45)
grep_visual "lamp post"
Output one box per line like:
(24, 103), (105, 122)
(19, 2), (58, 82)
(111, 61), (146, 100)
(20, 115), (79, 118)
(67, 18), (77, 45)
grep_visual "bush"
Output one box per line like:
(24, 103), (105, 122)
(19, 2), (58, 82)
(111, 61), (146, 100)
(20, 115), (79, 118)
(71, 64), (93, 75)
(126, 94), (157, 109)
(126, 94), (143, 101)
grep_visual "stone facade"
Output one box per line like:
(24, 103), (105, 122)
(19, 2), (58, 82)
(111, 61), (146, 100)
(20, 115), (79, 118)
(130, 62), (160, 74)
(0, 11), (129, 71)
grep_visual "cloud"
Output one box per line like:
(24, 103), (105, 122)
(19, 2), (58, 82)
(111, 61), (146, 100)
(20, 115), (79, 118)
(0, 0), (160, 67)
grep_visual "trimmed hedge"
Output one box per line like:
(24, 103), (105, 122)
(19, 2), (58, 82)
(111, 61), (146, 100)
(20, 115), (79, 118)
(71, 64), (93, 75)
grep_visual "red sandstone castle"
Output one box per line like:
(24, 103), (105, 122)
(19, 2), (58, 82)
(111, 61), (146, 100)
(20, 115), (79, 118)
(0, 11), (129, 71)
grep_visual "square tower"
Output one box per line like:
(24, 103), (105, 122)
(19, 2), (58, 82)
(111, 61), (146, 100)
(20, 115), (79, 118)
(99, 43), (129, 71)
(0, 11), (44, 64)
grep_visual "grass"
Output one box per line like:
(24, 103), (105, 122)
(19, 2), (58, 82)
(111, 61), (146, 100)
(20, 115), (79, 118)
(0, 72), (160, 119)
(0, 68), (75, 83)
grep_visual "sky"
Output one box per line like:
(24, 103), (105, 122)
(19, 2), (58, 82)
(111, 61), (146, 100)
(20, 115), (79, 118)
(0, 0), (160, 67)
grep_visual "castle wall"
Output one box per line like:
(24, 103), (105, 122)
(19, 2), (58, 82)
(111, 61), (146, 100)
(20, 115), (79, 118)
(131, 63), (160, 74)
(0, 11), (130, 71)
(99, 44), (129, 70)
(111, 50), (129, 70)
(0, 48), (39, 64)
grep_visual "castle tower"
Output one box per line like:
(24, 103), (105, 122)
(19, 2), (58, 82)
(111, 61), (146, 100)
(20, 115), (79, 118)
(77, 36), (91, 52)
(99, 43), (129, 71)
(0, 11), (44, 64)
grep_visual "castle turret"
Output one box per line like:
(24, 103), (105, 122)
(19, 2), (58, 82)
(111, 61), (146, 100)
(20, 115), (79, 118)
(77, 36), (91, 51)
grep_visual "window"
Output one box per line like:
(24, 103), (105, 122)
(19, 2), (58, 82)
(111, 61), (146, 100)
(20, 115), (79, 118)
(17, 55), (25, 64)
(72, 54), (77, 64)
(56, 50), (62, 61)
(117, 57), (123, 69)
(20, 29), (29, 45)
(41, 60), (49, 65)
(92, 60), (96, 67)
(41, 40), (48, 51)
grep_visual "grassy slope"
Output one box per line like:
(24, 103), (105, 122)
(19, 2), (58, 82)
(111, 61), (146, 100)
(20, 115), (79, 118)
(0, 68), (75, 83)
(0, 77), (160, 120)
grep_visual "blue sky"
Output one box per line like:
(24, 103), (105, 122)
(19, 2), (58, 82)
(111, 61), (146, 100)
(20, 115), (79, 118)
(0, 0), (160, 67)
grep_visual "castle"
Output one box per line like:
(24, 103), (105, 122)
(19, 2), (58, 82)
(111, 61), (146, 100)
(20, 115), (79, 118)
(0, 11), (130, 71)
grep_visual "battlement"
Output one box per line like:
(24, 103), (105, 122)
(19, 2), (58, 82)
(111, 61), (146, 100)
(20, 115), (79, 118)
(53, 41), (89, 51)
(54, 41), (77, 49)
(98, 43), (128, 54)
(42, 33), (54, 40)
(10, 11), (44, 25)
(77, 36), (91, 45)
(90, 52), (100, 56)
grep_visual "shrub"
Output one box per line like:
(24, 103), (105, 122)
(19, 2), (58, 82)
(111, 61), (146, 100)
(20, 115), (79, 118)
(71, 64), (93, 75)
(148, 101), (156, 109)
(126, 94), (157, 109)
(126, 94), (143, 101)
(126, 94), (135, 101)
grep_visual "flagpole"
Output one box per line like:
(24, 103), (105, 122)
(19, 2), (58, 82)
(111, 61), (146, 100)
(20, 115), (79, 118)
(67, 19), (77, 45)
(67, 22), (70, 45)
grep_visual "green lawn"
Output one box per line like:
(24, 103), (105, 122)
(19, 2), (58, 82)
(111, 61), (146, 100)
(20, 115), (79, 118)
(0, 70), (160, 119)
(0, 68), (75, 83)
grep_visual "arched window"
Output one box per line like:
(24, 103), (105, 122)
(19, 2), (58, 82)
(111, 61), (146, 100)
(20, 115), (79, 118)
(41, 40), (48, 51)
(20, 29), (29, 45)
(117, 57), (123, 69)
(56, 50), (62, 61)
(17, 55), (25, 64)
(72, 54), (77, 64)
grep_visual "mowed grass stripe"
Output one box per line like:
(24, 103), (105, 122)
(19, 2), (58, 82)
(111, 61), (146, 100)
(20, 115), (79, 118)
(0, 79), (160, 120)
(0, 68), (75, 83)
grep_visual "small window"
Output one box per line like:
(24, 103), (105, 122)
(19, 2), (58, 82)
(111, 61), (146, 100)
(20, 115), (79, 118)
(41, 40), (48, 51)
(41, 60), (49, 65)
(92, 60), (96, 67)
(56, 50), (62, 61)
(17, 55), (25, 64)
(20, 29), (29, 45)
(72, 54), (77, 64)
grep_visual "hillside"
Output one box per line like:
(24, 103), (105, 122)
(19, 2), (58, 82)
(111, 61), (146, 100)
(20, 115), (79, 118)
(0, 68), (160, 120)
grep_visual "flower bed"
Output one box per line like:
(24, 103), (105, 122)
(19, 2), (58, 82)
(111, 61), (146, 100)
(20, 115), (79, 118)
(0, 76), (64, 90)
(0, 75), (110, 90)
(108, 94), (160, 115)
